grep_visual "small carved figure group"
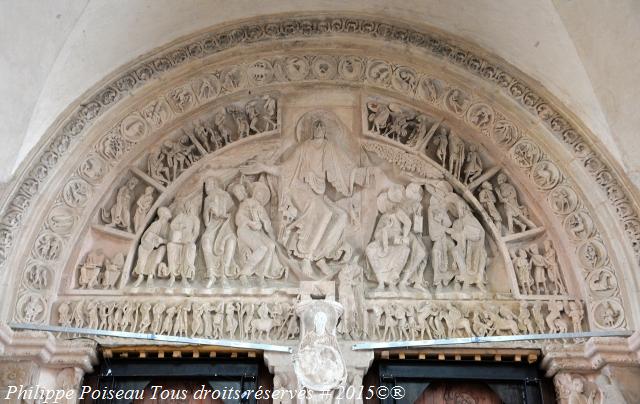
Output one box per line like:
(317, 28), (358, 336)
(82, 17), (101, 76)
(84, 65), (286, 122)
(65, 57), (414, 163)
(101, 177), (155, 233)
(366, 183), (428, 292)
(77, 250), (124, 289)
(56, 298), (298, 341)
(364, 299), (583, 341)
(511, 240), (566, 296)
(131, 175), (286, 288)
(366, 101), (434, 148)
(427, 181), (488, 292)
(147, 96), (277, 186)
(430, 130), (484, 185)
(476, 174), (535, 235)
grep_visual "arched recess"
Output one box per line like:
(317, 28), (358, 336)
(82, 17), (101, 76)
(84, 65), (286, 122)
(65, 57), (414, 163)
(1, 14), (638, 358)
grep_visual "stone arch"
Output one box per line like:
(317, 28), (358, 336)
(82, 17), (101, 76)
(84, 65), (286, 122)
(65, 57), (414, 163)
(1, 14), (639, 393)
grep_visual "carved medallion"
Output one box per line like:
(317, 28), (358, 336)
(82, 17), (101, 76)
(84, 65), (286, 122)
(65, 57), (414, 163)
(120, 113), (149, 142)
(564, 210), (595, 241)
(578, 240), (607, 270)
(78, 153), (108, 184)
(62, 178), (90, 208)
(391, 66), (418, 93)
(311, 56), (337, 80)
(247, 60), (274, 86)
(46, 204), (77, 235)
(15, 293), (46, 323)
(548, 185), (578, 215)
(282, 56), (310, 81)
(337, 56), (364, 80)
(531, 160), (561, 190)
(511, 140), (541, 168)
(366, 59), (392, 86)
(592, 299), (624, 329)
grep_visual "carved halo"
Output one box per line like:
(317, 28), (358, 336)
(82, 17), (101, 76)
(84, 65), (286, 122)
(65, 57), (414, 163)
(295, 110), (345, 143)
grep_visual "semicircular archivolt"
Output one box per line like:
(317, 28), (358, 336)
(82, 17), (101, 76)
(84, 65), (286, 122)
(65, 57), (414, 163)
(3, 18), (634, 336)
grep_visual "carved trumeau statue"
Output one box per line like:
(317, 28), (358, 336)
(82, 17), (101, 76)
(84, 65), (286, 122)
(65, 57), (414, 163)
(293, 296), (347, 394)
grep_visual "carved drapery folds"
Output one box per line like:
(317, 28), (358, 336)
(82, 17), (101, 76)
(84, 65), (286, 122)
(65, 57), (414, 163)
(2, 16), (635, 367)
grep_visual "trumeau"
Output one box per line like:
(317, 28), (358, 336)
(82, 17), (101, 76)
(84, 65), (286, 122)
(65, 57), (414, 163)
(1, 14), (639, 403)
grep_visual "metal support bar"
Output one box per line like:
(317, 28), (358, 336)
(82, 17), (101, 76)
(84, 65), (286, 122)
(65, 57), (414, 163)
(10, 323), (293, 353)
(351, 330), (633, 350)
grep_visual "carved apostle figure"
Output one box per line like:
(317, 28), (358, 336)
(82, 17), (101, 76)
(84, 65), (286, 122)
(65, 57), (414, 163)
(338, 255), (365, 338)
(530, 244), (548, 294)
(167, 200), (200, 287)
(398, 183), (429, 291)
(133, 186), (155, 233)
(428, 185), (455, 291)
(366, 191), (411, 290)
(495, 173), (534, 234)
(448, 132), (465, 179)
(232, 181), (284, 284)
(201, 177), (237, 287)
(102, 177), (138, 231)
(544, 240), (566, 295)
(512, 248), (533, 294)
(132, 207), (172, 287)
(449, 201), (487, 291)
(242, 114), (374, 277)
(478, 181), (502, 229)
(463, 144), (483, 184)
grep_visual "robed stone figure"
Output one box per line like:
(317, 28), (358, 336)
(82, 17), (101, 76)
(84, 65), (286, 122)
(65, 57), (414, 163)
(243, 113), (374, 276)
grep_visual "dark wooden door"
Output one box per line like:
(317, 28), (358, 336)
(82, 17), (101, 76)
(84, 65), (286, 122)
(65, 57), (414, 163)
(134, 379), (223, 404)
(415, 382), (502, 404)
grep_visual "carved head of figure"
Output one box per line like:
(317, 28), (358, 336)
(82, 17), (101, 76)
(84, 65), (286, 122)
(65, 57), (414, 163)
(497, 173), (507, 184)
(481, 181), (493, 190)
(157, 206), (172, 221)
(388, 184), (404, 204)
(250, 182), (271, 205)
(571, 378), (585, 394)
(313, 120), (327, 139)
(529, 244), (539, 254)
(230, 182), (247, 202)
(405, 182), (423, 202)
(127, 177), (139, 189)
(376, 193), (392, 214)
(313, 311), (328, 335)
(204, 177), (220, 195)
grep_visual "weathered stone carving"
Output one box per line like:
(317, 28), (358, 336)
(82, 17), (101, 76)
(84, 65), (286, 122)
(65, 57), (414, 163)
(1, 21), (638, 350)
(495, 172), (535, 235)
(76, 250), (124, 290)
(511, 240), (566, 296)
(201, 177), (237, 288)
(55, 297), (299, 341)
(133, 186), (155, 233)
(101, 177), (139, 231)
(293, 298), (347, 393)
(243, 111), (373, 279)
(132, 207), (172, 287)
(364, 298), (583, 341)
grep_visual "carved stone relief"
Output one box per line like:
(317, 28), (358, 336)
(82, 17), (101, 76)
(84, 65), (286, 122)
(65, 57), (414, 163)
(1, 22), (632, 339)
